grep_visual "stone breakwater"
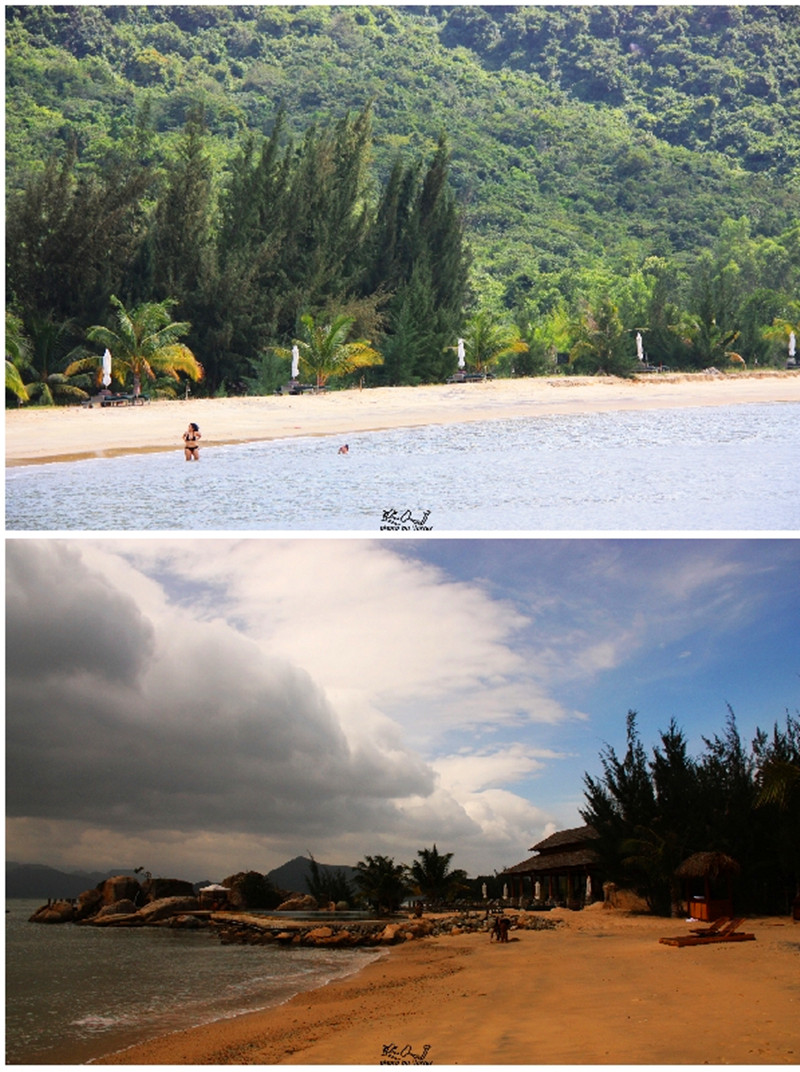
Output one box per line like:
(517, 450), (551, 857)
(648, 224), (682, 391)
(209, 910), (561, 948)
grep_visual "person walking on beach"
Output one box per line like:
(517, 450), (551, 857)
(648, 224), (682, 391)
(183, 422), (201, 461)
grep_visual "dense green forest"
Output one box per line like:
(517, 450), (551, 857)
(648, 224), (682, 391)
(582, 708), (800, 916)
(6, 5), (800, 397)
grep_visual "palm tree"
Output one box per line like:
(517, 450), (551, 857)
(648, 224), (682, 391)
(16, 315), (89, 406)
(462, 311), (529, 375)
(5, 311), (29, 402)
(409, 844), (468, 904)
(569, 296), (636, 377)
(280, 312), (382, 389)
(354, 855), (410, 914)
(68, 295), (203, 396)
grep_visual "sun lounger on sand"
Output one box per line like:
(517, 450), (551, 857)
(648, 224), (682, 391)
(688, 916), (730, 935)
(659, 917), (755, 947)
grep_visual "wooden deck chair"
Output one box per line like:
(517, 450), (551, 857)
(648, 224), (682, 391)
(659, 917), (755, 947)
(689, 916), (729, 935)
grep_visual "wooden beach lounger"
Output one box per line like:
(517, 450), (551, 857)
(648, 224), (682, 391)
(659, 917), (755, 947)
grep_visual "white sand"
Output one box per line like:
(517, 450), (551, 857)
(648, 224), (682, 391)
(7, 372), (800, 467)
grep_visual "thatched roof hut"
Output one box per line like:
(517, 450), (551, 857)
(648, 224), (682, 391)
(676, 852), (739, 921)
(675, 852), (740, 881)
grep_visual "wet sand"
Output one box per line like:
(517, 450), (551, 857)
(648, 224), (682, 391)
(7, 371), (800, 467)
(96, 907), (799, 1065)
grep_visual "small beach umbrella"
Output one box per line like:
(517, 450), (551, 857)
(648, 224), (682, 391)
(535, 880), (541, 901)
(291, 345), (300, 380)
(636, 332), (644, 361)
(482, 883), (487, 900)
(585, 874), (592, 901)
(790, 332), (796, 358)
(503, 883), (508, 901)
(457, 338), (466, 369)
(101, 348), (112, 387)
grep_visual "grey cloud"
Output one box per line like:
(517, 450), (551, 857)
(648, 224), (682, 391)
(6, 542), (154, 685)
(6, 544), (435, 843)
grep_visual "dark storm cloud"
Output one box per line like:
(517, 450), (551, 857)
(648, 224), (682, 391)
(6, 543), (435, 841)
(6, 541), (154, 684)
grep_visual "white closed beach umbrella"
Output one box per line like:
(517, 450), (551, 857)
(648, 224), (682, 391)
(790, 332), (796, 358)
(102, 348), (112, 387)
(457, 338), (466, 369)
(636, 332), (644, 361)
(291, 345), (300, 379)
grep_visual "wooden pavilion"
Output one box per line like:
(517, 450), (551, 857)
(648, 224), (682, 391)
(501, 825), (603, 909)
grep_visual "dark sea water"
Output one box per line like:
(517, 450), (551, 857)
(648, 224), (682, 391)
(6, 403), (800, 531)
(5, 900), (383, 1065)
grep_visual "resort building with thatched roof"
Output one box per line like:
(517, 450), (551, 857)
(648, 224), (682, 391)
(501, 825), (603, 909)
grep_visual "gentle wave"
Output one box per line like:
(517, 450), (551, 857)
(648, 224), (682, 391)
(6, 901), (382, 1064)
(6, 403), (800, 530)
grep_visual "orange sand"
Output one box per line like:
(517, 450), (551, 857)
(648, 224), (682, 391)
(96, 908), (799, 1065)
(7, 372), (800, 467)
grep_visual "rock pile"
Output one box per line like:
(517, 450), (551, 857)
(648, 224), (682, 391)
(210, 910), (561, 948)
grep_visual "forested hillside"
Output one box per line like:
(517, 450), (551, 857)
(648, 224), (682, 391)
(6, 5), (800, 396)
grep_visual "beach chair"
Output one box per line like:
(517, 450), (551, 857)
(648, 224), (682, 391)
(688, 916), (729, 935)
(659, 917), (755, 947)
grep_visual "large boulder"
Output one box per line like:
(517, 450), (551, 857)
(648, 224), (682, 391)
(98, 875), (143, 906)
(75, 887), (104, 920)
(276, 893), (318, 912)
(29, 900), (75, 924)
(142, 877), (195, 902)
(136, 896), (200, 923)
(95, 900), (139, 919)
(221, 871), (282, 910)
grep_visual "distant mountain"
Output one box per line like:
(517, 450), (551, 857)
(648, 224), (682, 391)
(5, 858), (359, 901)
(5, 862), (139, 900)
(267, 855), (359, 896)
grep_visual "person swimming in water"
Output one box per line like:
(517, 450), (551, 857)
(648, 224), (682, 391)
(183, 422), (201, 461)
(338, 443), (349, 455)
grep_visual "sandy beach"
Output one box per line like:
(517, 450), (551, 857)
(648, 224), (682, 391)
(6, 372), (800, 468)
(96, 907), (799, 1065)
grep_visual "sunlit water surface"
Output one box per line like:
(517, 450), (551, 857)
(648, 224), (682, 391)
(7, 404), (799, 530)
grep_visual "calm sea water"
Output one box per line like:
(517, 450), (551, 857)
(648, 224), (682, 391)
(6, 403), (800, 531)
(5, 899), (382, 1064)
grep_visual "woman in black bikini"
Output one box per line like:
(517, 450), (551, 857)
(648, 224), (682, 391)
(183, 422), (201, 461)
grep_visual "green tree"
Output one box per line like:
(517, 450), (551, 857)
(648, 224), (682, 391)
(354, 855), (410, 913)
(581, 711), (658, 897)
(409, 845), (468, 904)
(6, 148), (150, 328)
(280, 312), (382, 389)
(462, 310), (528, 375)
(305, 854), (354, 907)
(5, 311), (30, 402)
(22, 315), (88, 406)
(569, 296), (637, 377)
(70, 295), (203, 396)
(753, 712), (800, 911)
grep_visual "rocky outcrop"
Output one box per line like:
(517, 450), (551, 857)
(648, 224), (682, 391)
(94, 900), (139, 919)
(276, 893), (317, 912)
(136, 896), (200, 922)
(210, 909), (562, 948)
(98, 875), (143, 905)
(29, 900), (76, 924)
(142, 877), (195, 902)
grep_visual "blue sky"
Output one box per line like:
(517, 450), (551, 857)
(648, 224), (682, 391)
(6, 537), (798, 880)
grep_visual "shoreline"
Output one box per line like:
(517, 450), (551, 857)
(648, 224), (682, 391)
(7, 371), (800, 468)
(94, 908), (799, 1065)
